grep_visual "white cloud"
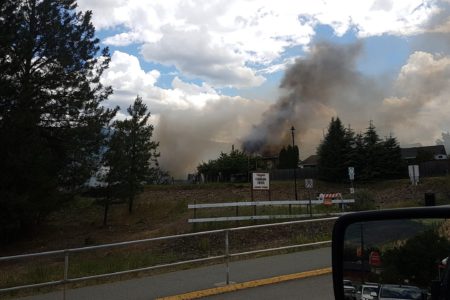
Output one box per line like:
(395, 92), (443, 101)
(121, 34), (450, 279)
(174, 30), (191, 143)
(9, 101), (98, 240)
(99, 50), (269, 176)
(78, 0), (439, 88)
(102, 50), (223, 110)
(258, 57), (297, 74)
(381, 51), (450, 145)
(103, 51), (160, 89)
(140, 25), (265, 88)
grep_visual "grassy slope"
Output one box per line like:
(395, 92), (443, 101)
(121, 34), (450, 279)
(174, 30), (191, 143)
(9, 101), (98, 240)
(1, 177), (450, 296)
(2, 177), (450, 256)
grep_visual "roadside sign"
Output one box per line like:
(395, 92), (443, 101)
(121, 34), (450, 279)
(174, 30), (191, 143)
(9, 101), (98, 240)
(348, 167), (355, 181)
(305, 178), (314, 189)
(369, 251), (381, 266)
(408, 165), (419, 185)
(252, 173), (270, 190)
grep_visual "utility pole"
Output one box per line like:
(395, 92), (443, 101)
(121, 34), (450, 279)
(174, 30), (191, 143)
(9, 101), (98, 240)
(291, 126), (298, 202)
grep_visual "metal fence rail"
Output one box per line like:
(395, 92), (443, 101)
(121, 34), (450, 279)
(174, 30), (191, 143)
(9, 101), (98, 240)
(0, 216), (337, 296)
(188, 199), (355, 208)
(188, 198), (354, 223)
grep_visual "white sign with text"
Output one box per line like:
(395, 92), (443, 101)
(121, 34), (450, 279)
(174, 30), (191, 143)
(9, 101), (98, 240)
(252, 173), (270, 190)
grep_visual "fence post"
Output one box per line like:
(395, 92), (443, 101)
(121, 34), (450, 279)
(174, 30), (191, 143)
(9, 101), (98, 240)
(309, 191), (312, 217)
(225, 230), (230, 285)
(63, 250), (69, 300)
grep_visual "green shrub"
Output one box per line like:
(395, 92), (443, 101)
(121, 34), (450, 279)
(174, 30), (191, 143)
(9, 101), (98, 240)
(351, 189), (376, 211)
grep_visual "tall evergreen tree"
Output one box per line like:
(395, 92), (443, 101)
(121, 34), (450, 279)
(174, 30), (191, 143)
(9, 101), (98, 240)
(278, 145), (299, 169)
(349, 132), (366, 180)
(107, 96), (159, 213)
(343, 125), (356, 166)
(0, 0), (117, 238)
(380, 134), (403, 178)
(99, 125), (126, 225)
(317, 117), (350, 182)
(290, 144), (300, 168)
(278, 147), (288, 169)
(362, 121), (384, 179)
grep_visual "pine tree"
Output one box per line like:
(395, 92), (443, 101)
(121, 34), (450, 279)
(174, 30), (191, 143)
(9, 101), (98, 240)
(278, 145), (299, 169)
(99, 125), (127, 225)
(278, 147), (288, 169)
(380, 135), (403, 178)
(317, 117), (350, 182)
(350, 132), (366, 180)
(362, 121), (383, 179)
(0, 0), (117, 238)
(107, 96), (159, 213)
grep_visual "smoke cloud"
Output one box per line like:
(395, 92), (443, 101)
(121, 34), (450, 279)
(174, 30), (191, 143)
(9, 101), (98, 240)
(242, 42), (383, 156)
(155, 97), (268, 177)
(242, 37), (450, 159)
(158, 2), (450, 176)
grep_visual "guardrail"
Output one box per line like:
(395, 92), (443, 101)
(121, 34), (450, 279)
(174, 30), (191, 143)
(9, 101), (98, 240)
(188, 199), (355, 223)
(0, 216), (338, 298)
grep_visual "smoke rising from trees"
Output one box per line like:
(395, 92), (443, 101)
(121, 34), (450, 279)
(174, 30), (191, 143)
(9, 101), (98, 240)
(242, 36), (450, 159)
(157, 37), (450, 178)
(241, 41), (380, 155)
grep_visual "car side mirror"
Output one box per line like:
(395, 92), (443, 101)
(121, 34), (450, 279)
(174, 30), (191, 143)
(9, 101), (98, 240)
(332, 207), (450, 300)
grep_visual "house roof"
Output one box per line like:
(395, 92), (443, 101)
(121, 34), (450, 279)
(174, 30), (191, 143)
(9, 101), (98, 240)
(401, 145), (447, 159)
(302, 154), (319, 166)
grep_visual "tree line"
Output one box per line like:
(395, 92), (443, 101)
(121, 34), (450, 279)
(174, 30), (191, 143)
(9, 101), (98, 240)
(0, 0), (160, 240)
(198, 117), (403, 184)
(317, 117), (404, 182)
(197, 148), (257, 182)
(197, 144), (300, 182)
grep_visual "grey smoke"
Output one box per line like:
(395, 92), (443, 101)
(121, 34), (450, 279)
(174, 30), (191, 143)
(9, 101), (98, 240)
(157, 38), (450, 178)
(241, 38), (450, 157)
(242, 41), (381, 155)
(155, 96), (267, 178)
(155, 5), (450, 177)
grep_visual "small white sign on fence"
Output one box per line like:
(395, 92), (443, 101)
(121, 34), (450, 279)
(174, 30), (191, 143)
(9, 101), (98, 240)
(252, 173), (270, 190)
(305, 178), (314, 189)
(348, 167), (355, 181)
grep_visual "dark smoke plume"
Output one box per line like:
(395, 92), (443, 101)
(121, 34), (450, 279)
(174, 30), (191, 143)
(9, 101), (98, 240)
(242, 42), (364, 155)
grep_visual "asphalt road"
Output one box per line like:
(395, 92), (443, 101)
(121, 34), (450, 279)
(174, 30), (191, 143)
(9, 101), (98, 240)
(204, 274), (334, 300)
(15, 247), (331, 300)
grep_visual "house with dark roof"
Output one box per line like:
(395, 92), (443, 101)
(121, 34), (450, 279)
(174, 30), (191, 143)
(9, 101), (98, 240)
(301, 154), (319, 168)
(401, 145), (448, 162)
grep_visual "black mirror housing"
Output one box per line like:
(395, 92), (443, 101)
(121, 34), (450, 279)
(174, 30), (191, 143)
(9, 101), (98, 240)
(332, 207), (450, 300)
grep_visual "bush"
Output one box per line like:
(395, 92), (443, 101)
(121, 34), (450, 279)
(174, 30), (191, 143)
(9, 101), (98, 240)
(351, 189), (376, 211)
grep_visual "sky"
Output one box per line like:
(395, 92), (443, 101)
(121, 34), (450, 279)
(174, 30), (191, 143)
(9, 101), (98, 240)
(77, 0), (450, 178)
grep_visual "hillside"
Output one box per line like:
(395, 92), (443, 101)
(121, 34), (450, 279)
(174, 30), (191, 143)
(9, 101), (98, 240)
(1, 177), (450, 256)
